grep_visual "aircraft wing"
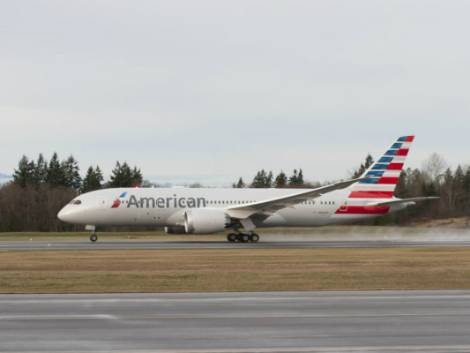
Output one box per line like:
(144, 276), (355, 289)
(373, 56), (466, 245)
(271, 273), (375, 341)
(369, 196), (440, 207)
(225, 178), (364, 219)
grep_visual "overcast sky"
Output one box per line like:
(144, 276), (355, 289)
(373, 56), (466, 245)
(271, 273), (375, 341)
(1, 1), (469, 185)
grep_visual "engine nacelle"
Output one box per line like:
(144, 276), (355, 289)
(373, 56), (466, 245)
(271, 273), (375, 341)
(164, 226), (187, 234)
(184, 208), (230, 234)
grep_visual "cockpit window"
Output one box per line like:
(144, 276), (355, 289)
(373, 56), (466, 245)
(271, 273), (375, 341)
(70, 199), (82, 205)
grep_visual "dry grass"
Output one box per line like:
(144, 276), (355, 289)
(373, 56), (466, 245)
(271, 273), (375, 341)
(0, 231), (225, 242)
(1, 248), (470, 293)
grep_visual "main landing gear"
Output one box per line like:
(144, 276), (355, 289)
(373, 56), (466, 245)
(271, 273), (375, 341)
(227, 232), (260, 243)
(90, 233), (98, 242)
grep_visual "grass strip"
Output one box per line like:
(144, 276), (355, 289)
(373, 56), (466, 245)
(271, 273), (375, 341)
(1, 247), (470, 293)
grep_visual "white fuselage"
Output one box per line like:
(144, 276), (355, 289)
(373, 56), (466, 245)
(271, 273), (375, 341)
(58, 187), (406, 229)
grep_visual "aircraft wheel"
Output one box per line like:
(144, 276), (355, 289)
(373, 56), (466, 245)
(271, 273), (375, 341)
(250, 233), (260, 243)
(90, 234), (98, 242)
(241, 234), (250, 243)
(227, 233), (237, 243)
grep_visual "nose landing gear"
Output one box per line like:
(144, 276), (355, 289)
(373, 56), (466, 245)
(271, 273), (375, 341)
(227, 232), (260, 243)
(86, 225), (98, 243)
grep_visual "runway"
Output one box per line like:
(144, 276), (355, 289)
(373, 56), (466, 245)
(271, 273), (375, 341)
(2, 240), (470, 250)
(1, 290), (470, 352)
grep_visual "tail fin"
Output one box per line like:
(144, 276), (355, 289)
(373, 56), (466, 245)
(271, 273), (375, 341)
(347, 135), (415, 199)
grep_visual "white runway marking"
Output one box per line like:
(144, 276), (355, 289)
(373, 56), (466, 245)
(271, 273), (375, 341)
(0, 314), (117, 320)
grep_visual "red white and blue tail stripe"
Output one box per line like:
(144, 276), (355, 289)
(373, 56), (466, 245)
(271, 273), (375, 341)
(348, 135), (414, 199)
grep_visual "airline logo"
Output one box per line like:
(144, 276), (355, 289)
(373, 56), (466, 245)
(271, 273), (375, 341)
(111, 192), (128, 208)
(348, 135), (414, 199)
(111, 192), (208, 209)
(336, 135), (414, 215)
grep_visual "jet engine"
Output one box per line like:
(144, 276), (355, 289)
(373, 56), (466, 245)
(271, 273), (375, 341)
(184, 208), (230, 234)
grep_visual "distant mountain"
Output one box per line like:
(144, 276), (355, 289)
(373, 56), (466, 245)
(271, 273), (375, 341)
(0, 173), (12, 184)
(147, 174), (235, 188)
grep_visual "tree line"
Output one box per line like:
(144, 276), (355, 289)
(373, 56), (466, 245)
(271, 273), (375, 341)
(0, 153), (144, 231)
(13, 153), (143, 192)
(233, 168), (319, 188)
(1, 152), (470, 231)
(236, 153), (470, 225)
(232, 154), (375, 189)
(392, 154), (470, 224)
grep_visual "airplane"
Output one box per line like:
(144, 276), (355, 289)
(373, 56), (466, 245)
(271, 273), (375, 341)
(58, 135), (437, 243)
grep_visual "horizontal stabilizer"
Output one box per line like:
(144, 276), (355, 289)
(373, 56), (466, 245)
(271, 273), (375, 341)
(369, 196), (439, 207)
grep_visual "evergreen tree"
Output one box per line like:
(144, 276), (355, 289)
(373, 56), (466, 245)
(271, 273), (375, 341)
(274, 171), (287, 188)
(453, 165), (465, 211)
(289, 169), (299, 186)
(463, 166), (470, 193)
(81, 166), (104, 193)
(454, 165), (465, 192)
(440, 168), (455, 214)
(62, 155), (82, 189)
(352, 154), (374, 178)
(463, 166), (470, 212)
(46, 152), (65, 186)
(289, 169), (305, 187)
(251, 170), (265, 188)
(233, 177), (246, 188)
(33, 153), (48, 185)
(251, 169), (272, 188)
(424, 178), (438, 196)
(408, 168), (426, 197)
(131, 166), (143, 187)
(13, 155), (35, 187)
(109, 162), (126, 187)
(395, 169), (409, 198)
(109, 162), (142, 187)
(95, 166), (104, 187)
(297, 169), (304, 185)
(267, 171), (273, 187)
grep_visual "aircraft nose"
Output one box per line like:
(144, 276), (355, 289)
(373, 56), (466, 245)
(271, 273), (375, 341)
(58, 206), (74, 223)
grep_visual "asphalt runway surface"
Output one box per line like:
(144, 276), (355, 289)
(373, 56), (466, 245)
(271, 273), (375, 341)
(2, 240), (470, 250)
(1, 290), (470, 352)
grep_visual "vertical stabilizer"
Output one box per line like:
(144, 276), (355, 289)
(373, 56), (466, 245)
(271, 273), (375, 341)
(347, 135), (414, 199)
